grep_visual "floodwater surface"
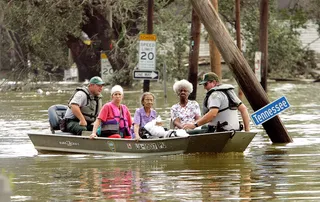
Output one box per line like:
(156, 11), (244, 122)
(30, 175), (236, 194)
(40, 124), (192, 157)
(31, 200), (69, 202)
(0, 81), (320, 201)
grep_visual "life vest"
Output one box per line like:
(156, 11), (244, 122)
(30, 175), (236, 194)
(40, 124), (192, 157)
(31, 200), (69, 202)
(203, 84), (241, 115)
(68, 87), (102, 123)
(100, 103), (131, 138)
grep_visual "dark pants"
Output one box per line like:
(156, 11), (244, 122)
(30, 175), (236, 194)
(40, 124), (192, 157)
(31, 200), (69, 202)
(66, 120), (93, 136)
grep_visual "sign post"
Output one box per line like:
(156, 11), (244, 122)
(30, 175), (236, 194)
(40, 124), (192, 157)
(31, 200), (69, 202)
(251, 96), (290, 125)
(101, 52), (113, 83)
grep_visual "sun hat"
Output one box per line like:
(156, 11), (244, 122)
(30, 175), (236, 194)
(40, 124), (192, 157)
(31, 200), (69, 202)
(89, 76), (105, 85)
(199, 72), (220, 85)
(111, 85), (123, 95)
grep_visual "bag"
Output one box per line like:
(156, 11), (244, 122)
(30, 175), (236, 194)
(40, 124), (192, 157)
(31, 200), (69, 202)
(216, 121), (228, 132)
(59, 118), (68, 132)
(139, 127), (152, 139)
(101, 120), (119, 137)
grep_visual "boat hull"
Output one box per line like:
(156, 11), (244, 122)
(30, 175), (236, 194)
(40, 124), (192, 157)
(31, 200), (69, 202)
(27, 131), (256, 156)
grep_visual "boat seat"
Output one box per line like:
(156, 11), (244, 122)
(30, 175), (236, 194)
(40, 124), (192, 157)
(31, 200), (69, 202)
(48, 104), (68, 134)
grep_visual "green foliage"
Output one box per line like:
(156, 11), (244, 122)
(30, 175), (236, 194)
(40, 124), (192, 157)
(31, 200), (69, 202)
(219, 0), (317, 79)
(154, 0), (191, 80)
(3, 1), (84, 80)
(1, 0), (319, 85)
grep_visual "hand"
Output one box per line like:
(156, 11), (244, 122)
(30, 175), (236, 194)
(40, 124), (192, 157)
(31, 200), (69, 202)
(79, 119), (87, 126)
(89, 133), (97, 139)
(183, 123), (196, 130)
(135, 136), (141, 141)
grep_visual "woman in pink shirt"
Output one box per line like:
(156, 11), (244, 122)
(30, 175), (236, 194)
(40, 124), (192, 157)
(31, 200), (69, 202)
(90, 85), (132, 139)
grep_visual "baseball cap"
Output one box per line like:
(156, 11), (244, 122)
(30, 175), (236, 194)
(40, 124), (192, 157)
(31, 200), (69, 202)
(89, 76), (105, 85)
(199, 72), (220, 85)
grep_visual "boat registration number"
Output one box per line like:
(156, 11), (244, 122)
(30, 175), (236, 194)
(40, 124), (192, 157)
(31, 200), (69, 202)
(133, 142), (166, 150)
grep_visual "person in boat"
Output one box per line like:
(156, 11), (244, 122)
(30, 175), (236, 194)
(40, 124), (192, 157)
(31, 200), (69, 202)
(63, 76), (105, 135)
(90, 85), (133, 139)
(170, 79), (201, 129)
(132, 92), (158, 140)
(183, 72), (250, 132)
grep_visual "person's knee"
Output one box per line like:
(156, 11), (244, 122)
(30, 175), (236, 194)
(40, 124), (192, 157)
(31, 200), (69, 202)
(67, 121), (87, 135)
(75, 126), (87, 135)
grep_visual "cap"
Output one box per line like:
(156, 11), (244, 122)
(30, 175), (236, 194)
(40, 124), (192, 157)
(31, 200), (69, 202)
(199, 72), (220, 85)
(89, 76), (105, 85)
(111, 85), (123, 95)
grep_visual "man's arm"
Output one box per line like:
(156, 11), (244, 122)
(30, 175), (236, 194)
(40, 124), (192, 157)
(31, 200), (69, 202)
(238, 104), (250, 131)
(70, 104), (87, 126)
(183, 108), (218, 130)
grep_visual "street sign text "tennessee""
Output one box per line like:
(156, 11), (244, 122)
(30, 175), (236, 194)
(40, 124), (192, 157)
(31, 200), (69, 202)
(251, 96), (290, 125)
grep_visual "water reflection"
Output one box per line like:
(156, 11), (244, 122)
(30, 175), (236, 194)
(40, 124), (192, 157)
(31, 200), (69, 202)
(1, 81), (320, 201)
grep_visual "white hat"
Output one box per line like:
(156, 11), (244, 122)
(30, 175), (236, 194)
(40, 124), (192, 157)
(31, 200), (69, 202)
(111, 85), (123, 95)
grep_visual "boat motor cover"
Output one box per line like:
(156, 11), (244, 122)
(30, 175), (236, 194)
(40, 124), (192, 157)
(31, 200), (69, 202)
(48, 104), (68, 131)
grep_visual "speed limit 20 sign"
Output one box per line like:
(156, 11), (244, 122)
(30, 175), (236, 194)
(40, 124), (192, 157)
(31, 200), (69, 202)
(139, 34), (156, 70)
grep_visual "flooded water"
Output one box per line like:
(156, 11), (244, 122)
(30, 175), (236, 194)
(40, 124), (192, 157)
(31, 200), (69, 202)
(1, 81), (320, 201)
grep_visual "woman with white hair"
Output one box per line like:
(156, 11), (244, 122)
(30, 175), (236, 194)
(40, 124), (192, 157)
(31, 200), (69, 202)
(170, 79), (201, 129)
(90, 85), (132, 139)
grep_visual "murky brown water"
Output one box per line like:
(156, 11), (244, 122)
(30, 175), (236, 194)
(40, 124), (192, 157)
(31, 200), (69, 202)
(1, 81), (320, 201)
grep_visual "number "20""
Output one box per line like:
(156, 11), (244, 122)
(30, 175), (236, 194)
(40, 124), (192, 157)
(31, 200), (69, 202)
(140, 52), (154, 60)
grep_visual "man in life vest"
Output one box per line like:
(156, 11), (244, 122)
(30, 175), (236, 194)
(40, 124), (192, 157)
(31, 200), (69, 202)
(183, 72), (250, 132)
(63, 76), (104, 135)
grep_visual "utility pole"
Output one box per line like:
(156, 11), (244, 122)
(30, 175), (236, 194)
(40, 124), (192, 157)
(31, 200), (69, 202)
(235, 0), (244, 100)
(209, 0), (221, 79)
(188, 9), (201, 100)
(259, 0), (268, 92)
(143, 0), (154, 92)
(190, 0), (292, 143)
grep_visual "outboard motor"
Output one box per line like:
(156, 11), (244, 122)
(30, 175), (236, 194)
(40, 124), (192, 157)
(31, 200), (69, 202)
(48, 104), (68, 134)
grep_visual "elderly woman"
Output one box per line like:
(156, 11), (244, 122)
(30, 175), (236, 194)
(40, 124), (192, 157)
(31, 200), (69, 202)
(90, 85), (132, 139)
(132, 92), (157, 140)
(171, 79), (201, 129)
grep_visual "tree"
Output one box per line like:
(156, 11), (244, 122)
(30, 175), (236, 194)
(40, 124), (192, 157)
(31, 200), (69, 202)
(1, 0), (318, 87)
(219, 0), (317, 79)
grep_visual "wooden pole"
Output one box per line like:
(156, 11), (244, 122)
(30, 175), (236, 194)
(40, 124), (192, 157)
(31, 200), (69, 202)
(143, 0), (154, 92)
(188, 9), (201, 100)
(235, 0), (244, 100)
(190, 0), (292, 143)
(209, 0), (221, 79)
(259, 0), (268, 92)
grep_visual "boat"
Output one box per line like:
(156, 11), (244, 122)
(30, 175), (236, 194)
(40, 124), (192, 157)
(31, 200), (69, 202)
(27, 104), (256, 157)
(27, 131), (256, 157)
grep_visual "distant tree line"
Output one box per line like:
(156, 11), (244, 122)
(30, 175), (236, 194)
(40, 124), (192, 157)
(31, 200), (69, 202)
(0, 0), (319, 86)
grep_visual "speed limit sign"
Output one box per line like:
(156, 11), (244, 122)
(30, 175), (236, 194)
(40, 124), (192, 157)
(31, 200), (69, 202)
(139, 34), (157, 70)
